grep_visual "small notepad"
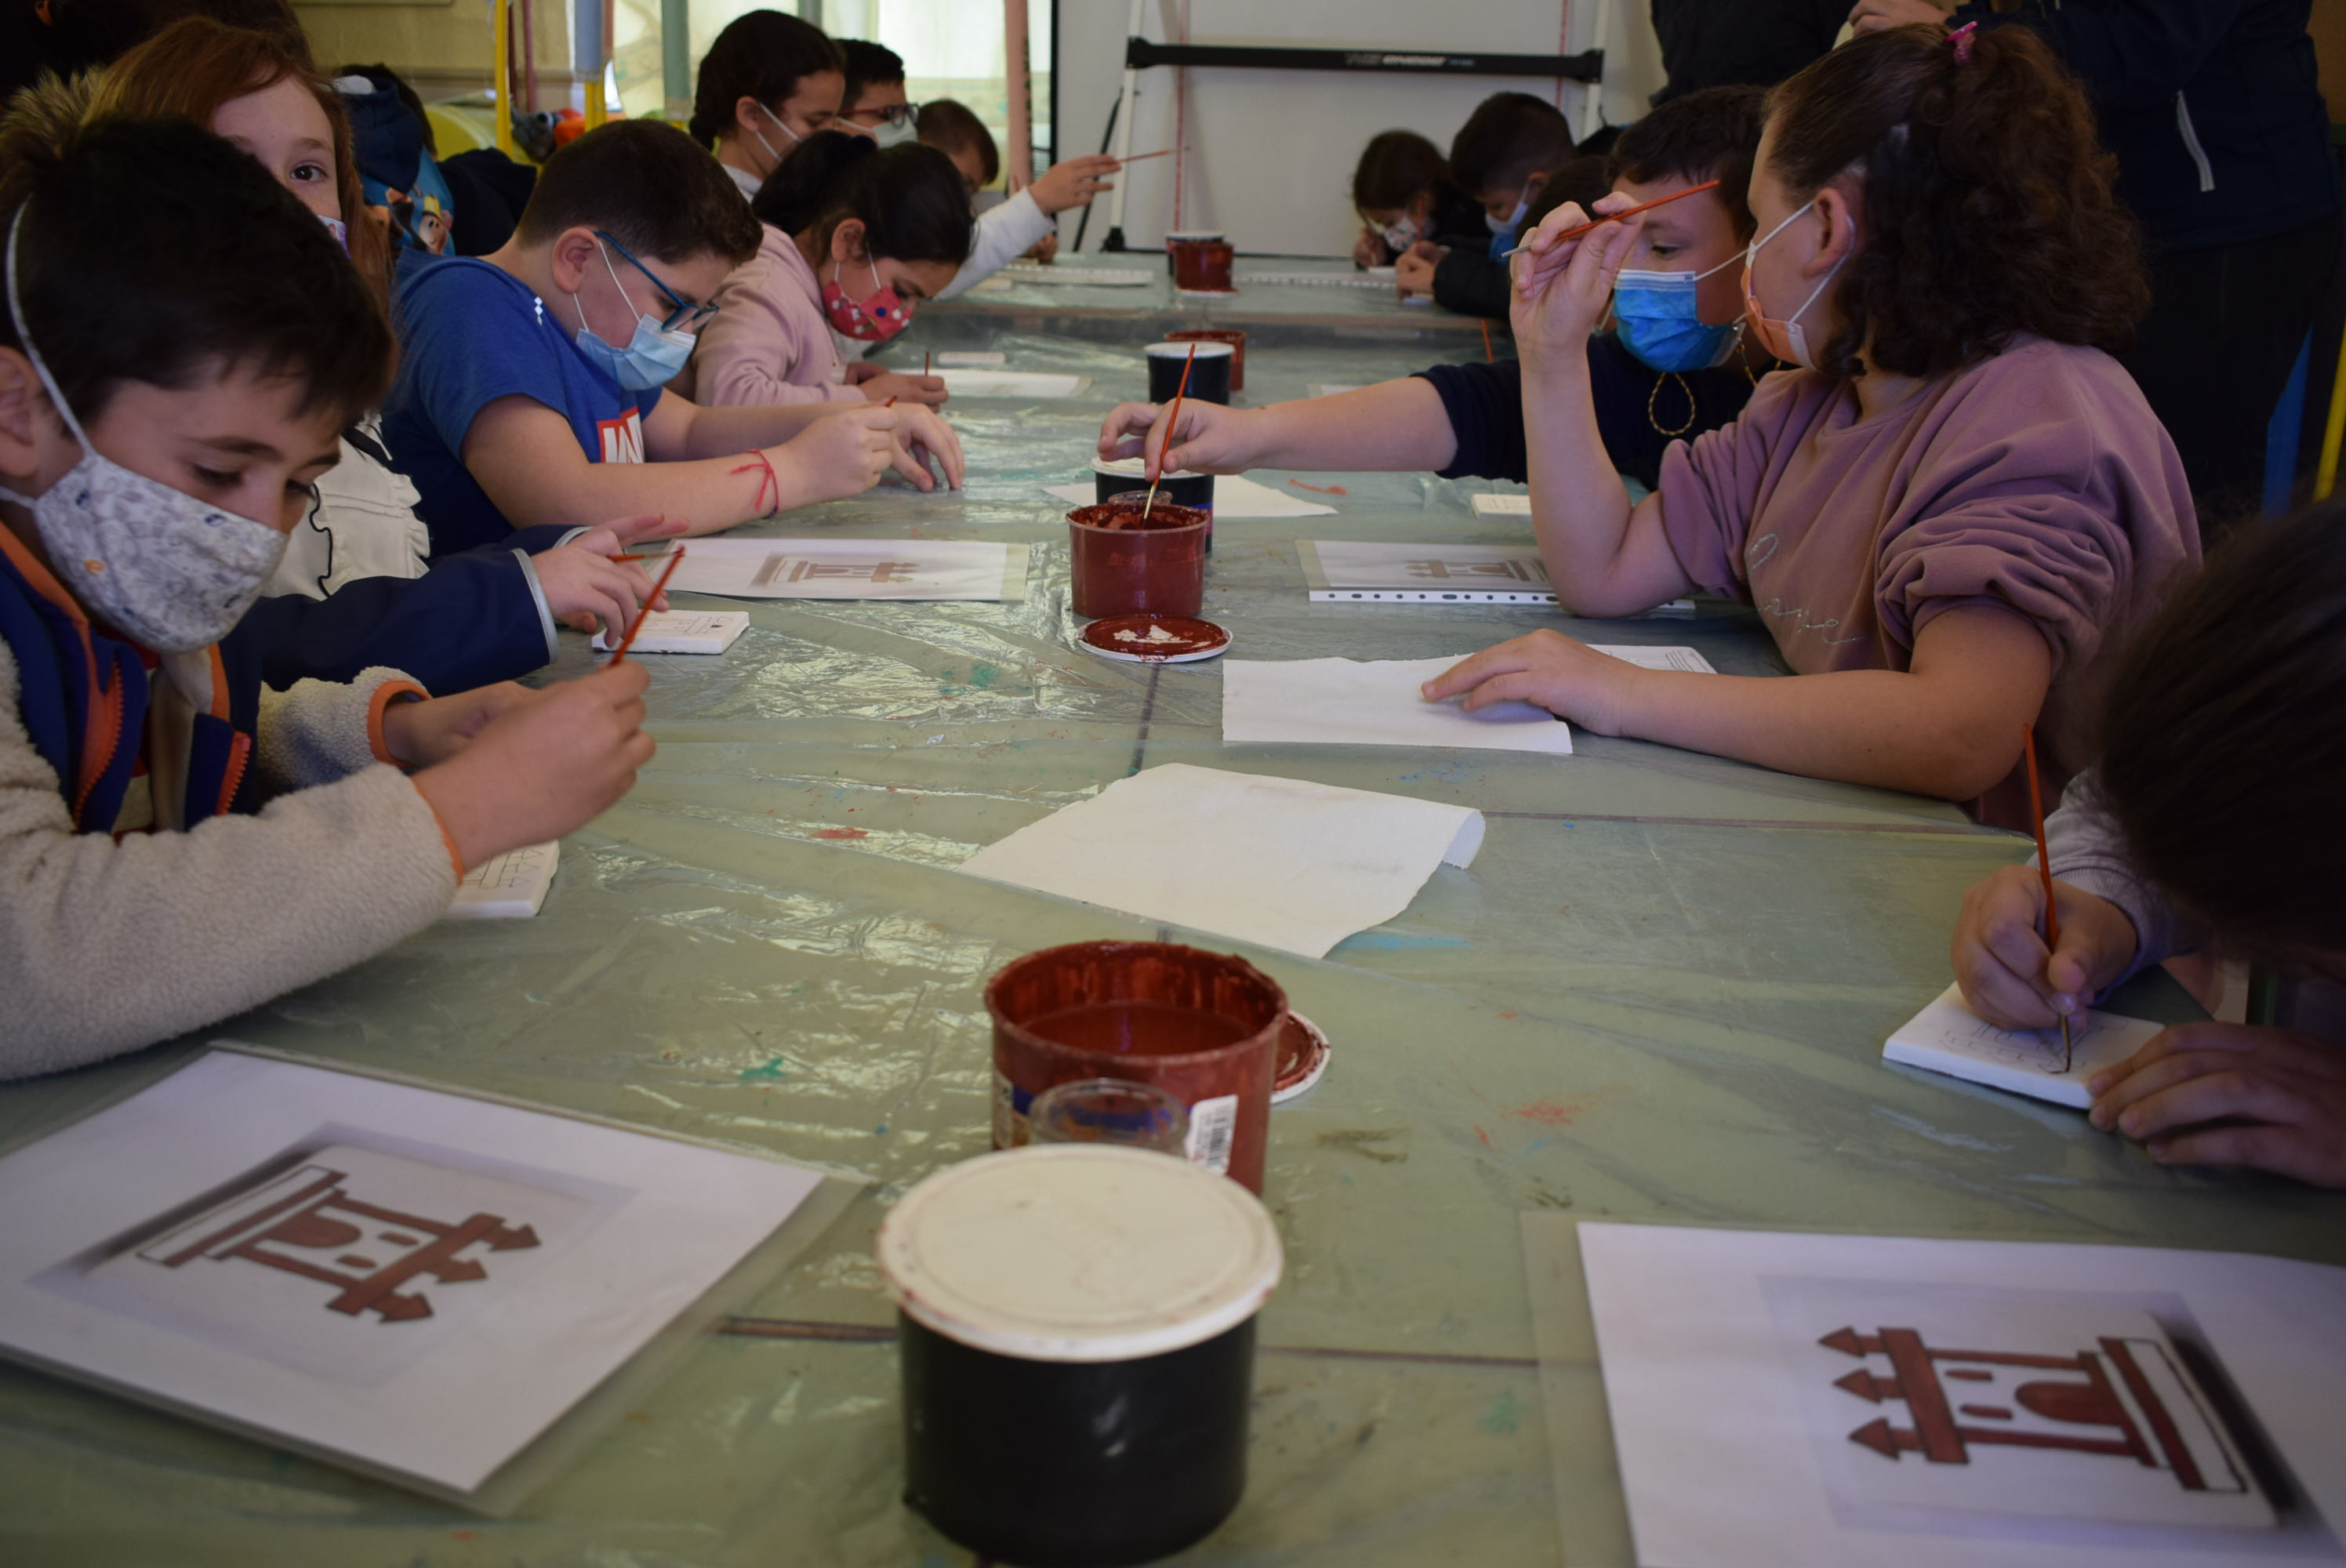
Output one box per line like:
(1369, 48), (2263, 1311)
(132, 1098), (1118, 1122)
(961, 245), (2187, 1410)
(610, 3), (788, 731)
(1471, 493), (1533, 518)
(591, 611), (747, 655)
(446, 842), (558, 920)
(1883, 985), (2165, 1109)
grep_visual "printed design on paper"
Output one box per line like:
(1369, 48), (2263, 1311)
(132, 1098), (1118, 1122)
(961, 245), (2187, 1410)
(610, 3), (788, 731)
(750, 554), (921, 587)
(1821, 1323), (2250, 1493)
(1402, 557), (1548, 583)
(135, 1163), (540, 1324)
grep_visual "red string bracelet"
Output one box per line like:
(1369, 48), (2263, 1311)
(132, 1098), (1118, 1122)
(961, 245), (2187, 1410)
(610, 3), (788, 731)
(729, 449), (782, 517)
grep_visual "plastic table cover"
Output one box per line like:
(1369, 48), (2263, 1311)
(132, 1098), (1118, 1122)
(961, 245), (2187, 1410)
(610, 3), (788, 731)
(3, 287), (2339, 1568)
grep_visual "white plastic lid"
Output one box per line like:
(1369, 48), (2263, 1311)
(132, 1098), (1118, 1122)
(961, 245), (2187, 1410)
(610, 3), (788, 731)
(1091, 455), (1209, 483)
(877, 1145), (1284, 1363)
(1146, 339), (1233, 358)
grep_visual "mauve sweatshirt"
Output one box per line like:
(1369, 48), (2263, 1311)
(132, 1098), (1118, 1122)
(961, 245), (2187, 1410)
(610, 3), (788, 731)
(673, 223), (866, 408)
(1652, 337), (2202, 824)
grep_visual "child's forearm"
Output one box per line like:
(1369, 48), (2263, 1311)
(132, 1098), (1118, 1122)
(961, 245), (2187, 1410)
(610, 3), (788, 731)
(1522, 347), (1640, 611)
(1247, 380), (1461, 470)
(481, 450), (784, 535)
(658, 398), (843, 459)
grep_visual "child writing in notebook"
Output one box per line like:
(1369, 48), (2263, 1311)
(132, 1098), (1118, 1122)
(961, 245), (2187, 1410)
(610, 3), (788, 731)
(675, 131), (967, 410)
(690, 8), (844, 202)
(1948, 502), (2346, 1187)
(0, 118), (652, 1078)
(1348, 130), (1481, 269)
(11, 17), (676, 696)
(383, 118), (963, 559)
(1425, 23), (2200, 826)
(1099, 86), (1769, 493)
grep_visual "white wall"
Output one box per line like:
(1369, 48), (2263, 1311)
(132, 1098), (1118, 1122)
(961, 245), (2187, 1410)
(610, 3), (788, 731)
(1054, 0), (1664, 258)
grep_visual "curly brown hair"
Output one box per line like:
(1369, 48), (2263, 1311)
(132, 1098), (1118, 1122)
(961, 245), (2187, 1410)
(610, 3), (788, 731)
(1763, 24), (2148, 381)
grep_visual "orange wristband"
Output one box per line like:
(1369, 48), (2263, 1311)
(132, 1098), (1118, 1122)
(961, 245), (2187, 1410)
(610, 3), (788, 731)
(368, 680), (429, 766)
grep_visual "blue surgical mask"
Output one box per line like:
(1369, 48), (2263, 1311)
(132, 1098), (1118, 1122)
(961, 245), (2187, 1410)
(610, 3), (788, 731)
(1483, 190), (1531, 256)
(568, 241), (695, 390)
(1611, 256), (1744, 373)
(866, 115), (919, 150)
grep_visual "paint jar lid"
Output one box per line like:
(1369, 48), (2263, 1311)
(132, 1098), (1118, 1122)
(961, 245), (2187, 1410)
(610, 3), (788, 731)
(1092, 455), (1209, 482)
(1145, 339), (1234, 359)
(878, 1145), (1283, 1363)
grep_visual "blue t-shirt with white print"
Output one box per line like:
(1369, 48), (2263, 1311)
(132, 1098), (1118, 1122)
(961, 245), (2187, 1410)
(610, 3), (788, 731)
(383, 254), (661, 558)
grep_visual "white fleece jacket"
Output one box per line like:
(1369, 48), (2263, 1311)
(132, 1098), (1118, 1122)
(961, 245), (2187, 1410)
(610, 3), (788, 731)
(0, 644), (461, 1080)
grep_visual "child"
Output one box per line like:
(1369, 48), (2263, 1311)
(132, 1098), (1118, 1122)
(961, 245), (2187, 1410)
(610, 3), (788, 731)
(37, 17), (673, 694)
(677, 132), (966, 410)
(836, 39), (916, 146)
(1099, 86), (1769, 492)
(382, 119), (963, 559)
(1948, 502), (2346, 1186)
(1423, 24), (2199, 826)
(0, 118), (652, 1077)
(688, 9), (843, 202)
(1347, 129), (1480, 269)
(899, 93), (1117, 296)
(1394, 92), (1585, 316)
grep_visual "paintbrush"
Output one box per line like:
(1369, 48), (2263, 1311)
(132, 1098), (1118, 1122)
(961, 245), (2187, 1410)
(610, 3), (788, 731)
(605, 546), (686, 666)
(2021, 724), (2073, 1073)
(1501, 178), (1722, 259)
(1143, 343), (1199, 520)
(1480, 320), (1493, 364)
(1116, 147), (1182, 164)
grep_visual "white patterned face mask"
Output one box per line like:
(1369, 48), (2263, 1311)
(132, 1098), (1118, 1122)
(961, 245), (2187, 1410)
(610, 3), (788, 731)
(0, 209), (286, 652)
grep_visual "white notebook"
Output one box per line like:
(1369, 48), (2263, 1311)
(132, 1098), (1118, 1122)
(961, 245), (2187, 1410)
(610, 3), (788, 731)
(1883, 985), (2165, 1109)
(446, 842), (559, 920)
(1471, 493), (1533, 517)
(591, 611), (747, 655)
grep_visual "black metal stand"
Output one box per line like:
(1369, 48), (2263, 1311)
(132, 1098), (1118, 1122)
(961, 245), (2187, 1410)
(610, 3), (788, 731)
(1123, 38), (1601, 83)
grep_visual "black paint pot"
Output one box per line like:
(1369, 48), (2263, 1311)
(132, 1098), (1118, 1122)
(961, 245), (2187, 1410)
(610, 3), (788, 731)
(879, 1145), (1284, 1566)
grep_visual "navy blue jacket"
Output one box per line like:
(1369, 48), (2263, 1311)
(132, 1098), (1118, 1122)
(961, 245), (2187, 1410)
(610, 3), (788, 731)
(240, 524), (573, 695)
(1956, 0), (2341, 251)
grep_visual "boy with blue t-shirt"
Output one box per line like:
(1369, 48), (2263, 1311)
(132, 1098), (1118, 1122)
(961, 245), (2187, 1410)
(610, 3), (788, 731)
(383, 120), (963, 558)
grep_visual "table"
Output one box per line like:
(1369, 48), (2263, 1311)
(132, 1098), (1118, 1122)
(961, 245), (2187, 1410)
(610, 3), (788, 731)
(3, 277), (2335, 1568)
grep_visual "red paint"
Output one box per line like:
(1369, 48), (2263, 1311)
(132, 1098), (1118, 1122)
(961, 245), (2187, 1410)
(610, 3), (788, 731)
(1166, 328), (1246, 390)
(1509, 1089), (1621, 1128)
(1080, 615), (1228, 660)
(988, 942), (1286, 1194)
(1473, 1126), (1493, 1148)
(814, 828), (869, 840)
(1498, 1010), (1516, 1019)
(1287, 479), (1346, 495)
(1170, 240), (1235, 292)
(1067, 503), (1208, 618)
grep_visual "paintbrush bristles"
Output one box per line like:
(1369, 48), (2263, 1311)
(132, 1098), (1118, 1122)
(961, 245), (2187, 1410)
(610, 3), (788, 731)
(1145, 343), (1199, 519)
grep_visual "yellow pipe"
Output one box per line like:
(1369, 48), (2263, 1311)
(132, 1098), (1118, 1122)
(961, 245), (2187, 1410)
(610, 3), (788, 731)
(2317, 318), (2346, 502)
(492, 0), (518, 158)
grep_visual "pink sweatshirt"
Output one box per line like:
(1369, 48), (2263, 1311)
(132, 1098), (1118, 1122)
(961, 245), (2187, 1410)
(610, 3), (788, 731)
(1654, 337), (2201, 825)
(673, 223), (865, 407)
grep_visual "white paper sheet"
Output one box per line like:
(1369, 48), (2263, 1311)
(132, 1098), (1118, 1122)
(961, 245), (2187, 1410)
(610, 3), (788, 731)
(1884, 985), (2165, 1109)
(999, 263), (1151, 287)
(957, 762), (1484, 959)
(936, 369), (1090, 398)
(1222, 657), (1575, 754)
(1555, 1219), (2346, 1568)
(1472, 493), (1533, 517)
(445, 840), (558, 920)
(662, 538), (1025, 601)
(0, 1051), (826, 1496)
(590, 610), (747, 655)
(1237, 268), (1398, 290)
(933, 351), (1005, 366)
(1043, 471), (1338, 519)
(1296, 542), (1703, 616)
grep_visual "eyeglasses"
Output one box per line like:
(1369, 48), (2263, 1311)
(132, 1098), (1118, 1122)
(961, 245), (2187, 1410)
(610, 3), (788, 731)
(595, 230), (718, 332)
(842, 101), (921, 128)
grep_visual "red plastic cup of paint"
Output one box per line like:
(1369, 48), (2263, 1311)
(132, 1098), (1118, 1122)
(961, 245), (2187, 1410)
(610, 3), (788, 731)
(986, 940), (1287, 1193)
(1066, 499), (1208, 619)
(1163, 227), (1222, 278)
(1171, 238), (1236, 293)
(880, 1145), (1283, 1566)
(1166, 328), (1247, 391)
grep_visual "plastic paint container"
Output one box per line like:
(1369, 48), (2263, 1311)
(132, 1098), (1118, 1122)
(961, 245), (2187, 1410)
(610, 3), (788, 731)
(1146, 339), (1234, 405)
(880, 1145), (1284, 1566)
(1163, 228), (1223, 278)
(1166, 327), (1247, 391)
(987, 940), (1287, 1193)
(1091, 456), (1215, 514)
(1171, 239), (1237, 294)
(1066, 500), (1208, 618)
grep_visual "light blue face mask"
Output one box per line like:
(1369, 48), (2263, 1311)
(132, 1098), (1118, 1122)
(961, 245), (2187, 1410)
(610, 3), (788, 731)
(568, 241), (696, 391)
(1611, 255), (1744, 373)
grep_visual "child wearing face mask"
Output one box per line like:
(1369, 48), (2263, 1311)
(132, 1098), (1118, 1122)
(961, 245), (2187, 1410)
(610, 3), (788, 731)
(689, 9), (844, 203)
(1099, 87), (1770, 493)
(1346, 130), (1482, 270)
(382, 119), (964, 560)
(4, 19), (682, 696)
(1945, 500), (2346, 1186)
(0, 119), (656, 1079)
(1394, 93), (1596, 318)
(1425, 23), (2200, 828)
(676, 132), (968, 411)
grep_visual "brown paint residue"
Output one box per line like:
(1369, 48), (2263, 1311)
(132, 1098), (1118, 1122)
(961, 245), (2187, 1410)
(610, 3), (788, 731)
(1288, 478), (1348, 495)
(1509, 1087), (1627, 1128)
(813, 828), (869, 840)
